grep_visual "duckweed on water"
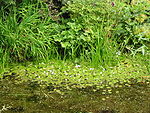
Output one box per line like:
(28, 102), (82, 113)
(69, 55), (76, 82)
(1, 57), (149, 93)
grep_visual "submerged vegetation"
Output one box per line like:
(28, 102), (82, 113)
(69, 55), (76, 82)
(0, 0), (150, 112)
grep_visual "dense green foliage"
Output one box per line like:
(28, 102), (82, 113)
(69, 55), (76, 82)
(112, 0), (150, 54)
(0, 2), (150, 112)
(0, 0), (150, 71)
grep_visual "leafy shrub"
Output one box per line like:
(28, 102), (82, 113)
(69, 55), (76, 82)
(111, 0), (150, 54)
(53, 0), (118, 66)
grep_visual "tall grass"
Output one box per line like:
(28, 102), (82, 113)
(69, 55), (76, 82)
(90, 28), (118, 67)
(0, 1), (59, 71)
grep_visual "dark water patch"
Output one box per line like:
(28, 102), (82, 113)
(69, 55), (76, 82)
(26, 81), (40, 91)
(2, 72), (18, 80)
(99, 109), (116, 113)
(8, 106), (25, 112)
(46, 83), (55, 91)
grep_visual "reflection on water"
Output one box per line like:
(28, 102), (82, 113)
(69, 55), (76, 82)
(0, 79), (150, 113)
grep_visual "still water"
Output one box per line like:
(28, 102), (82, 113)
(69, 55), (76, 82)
(0, 78), (150, 113)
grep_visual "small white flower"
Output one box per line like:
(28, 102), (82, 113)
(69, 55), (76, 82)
(116, 51), (121, 55)
(51, 72), (55, 75)
(102, 68), (106, 71)
(75, 65), (81, 68)
(89, 68), (94, 70)
(48, 70), (53, 72)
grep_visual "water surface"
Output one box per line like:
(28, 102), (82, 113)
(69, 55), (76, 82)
(0, 78), (150, 113)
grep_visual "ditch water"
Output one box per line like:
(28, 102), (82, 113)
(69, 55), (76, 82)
(0, 78), (150, 113)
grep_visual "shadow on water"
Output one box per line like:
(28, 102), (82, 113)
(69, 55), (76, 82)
(0, 77), (150, 113)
